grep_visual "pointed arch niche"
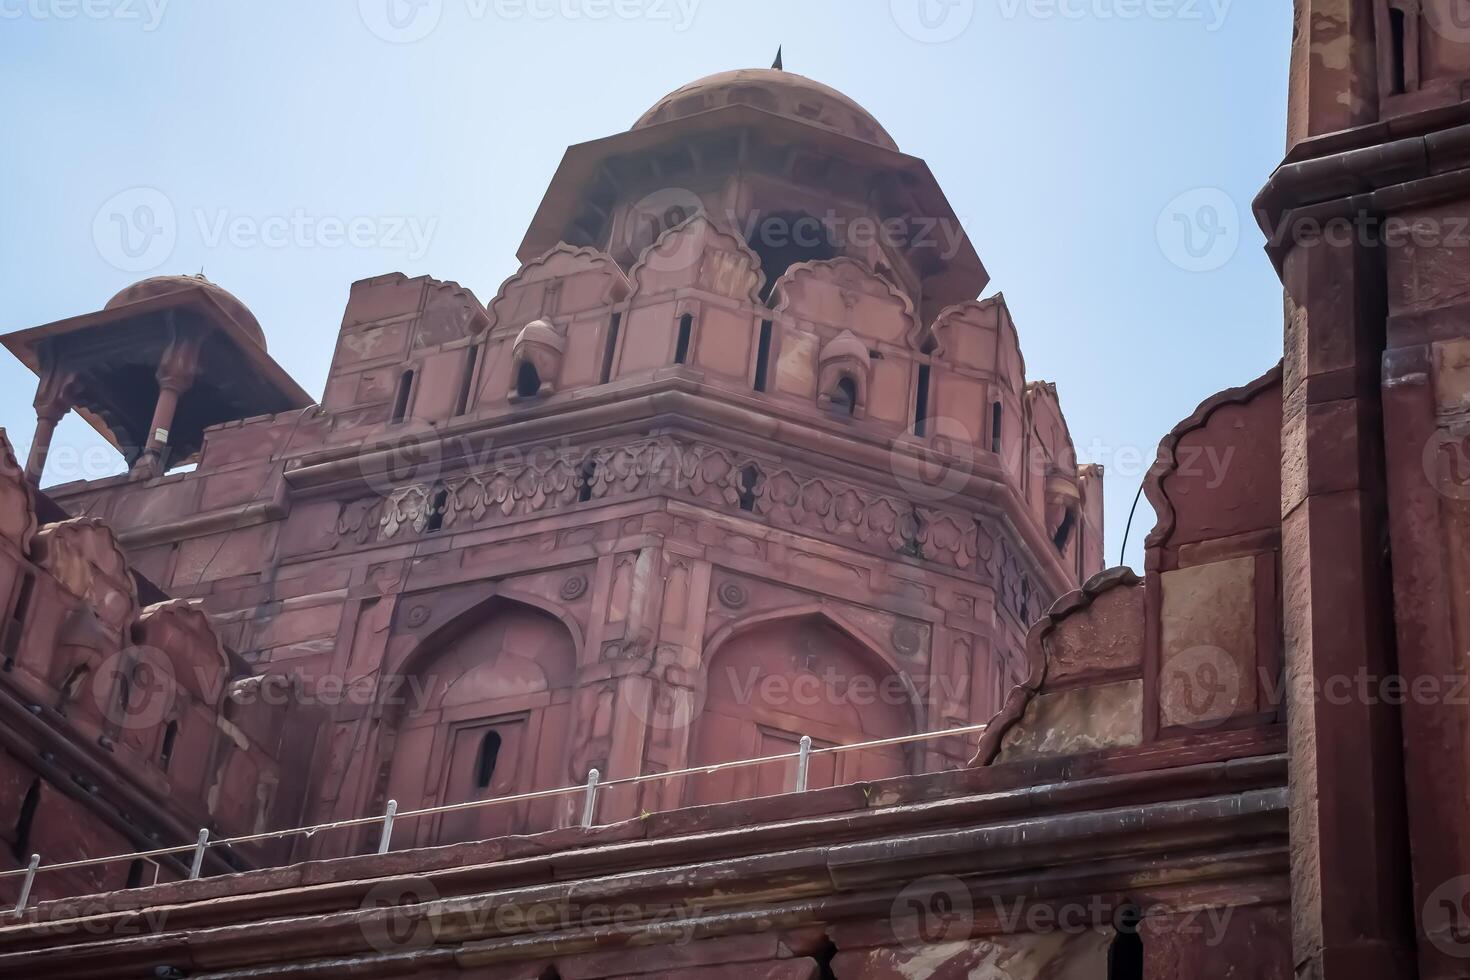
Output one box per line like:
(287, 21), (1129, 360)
(685, 610), (916, 806)
(380, 597), (578, 846)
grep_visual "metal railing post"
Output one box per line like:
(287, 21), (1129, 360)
(188, 829), (209, 880)
(377, 800), (398, 855)
(11, 854), (38, 917)
(795, 735), (812, 792)
(581, 768), (600, 828)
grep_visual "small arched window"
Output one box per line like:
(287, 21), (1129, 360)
(515, 361), (542, 399)
(737, 465), (760, 513)
(475, 731), (503, 790)
(1053, 509), (1076, 553)
(425, 485), (449, 533)
(831, 375), (858, 416)
(577, 457), (598, 504)
(1107, 906), (1144, 979)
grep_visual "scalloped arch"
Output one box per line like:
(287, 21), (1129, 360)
(486, 243), (631, 332)
(928, 296), (1029, 384)
(133, 599), (233, 705)
(771, 256), (919, 347)
(33, 517), (138, 633)
(627, 213), (766, 305)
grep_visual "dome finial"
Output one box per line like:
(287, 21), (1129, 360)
(771, 46), (783, 71)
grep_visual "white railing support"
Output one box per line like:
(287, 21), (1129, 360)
(795, 735), (812, 792)
(11, 854), (38, 917)
(377, 800), (398, 855)
(188, 829), (209, 880)
(581, 768), (600, 828)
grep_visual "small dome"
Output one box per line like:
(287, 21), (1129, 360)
(514, 318), (564, 353)
(633, 69), (897, 151)
(821, 329), (871, 364)
(105, 275), (266, 350)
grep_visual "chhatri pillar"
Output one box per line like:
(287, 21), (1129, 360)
(130, 334), (201, 480)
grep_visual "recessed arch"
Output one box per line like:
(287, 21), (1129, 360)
(688, 606), (921, 806)
(375, 589), (584, 847)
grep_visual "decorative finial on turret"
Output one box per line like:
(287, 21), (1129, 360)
(772, 46), (783, 71)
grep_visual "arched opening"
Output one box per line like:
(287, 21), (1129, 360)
(391, 370), (414, 423)
(11, 778), (39, 861)
(687, 615), (912, 807)
(159, 719), (179, 772)
(474, 730), (503, 790)
(577, 456), (598, 504)
(738, 465), (760, 513)
(383, 598), (578, 846)
(1108, 906), (1144, 979)
(830, 375), (858, 416)
(747, 210), (837, 303)
(515, 361), (542, 399)
(991, 402), (1003, 453)
(425, 485), (449, 533)
(1052, 508), (1076, 553)
(674, 314), (693, 365)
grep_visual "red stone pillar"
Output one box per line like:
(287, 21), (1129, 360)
(130, 338), (199, 480)
(1278, 229), (1415, 980)
(24, 365), (78, 487)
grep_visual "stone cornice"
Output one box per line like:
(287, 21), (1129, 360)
(0, 747), (1286, 977)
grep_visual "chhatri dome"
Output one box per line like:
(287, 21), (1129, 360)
(632, 67), (899, 152)
(105, 273), (267, 350)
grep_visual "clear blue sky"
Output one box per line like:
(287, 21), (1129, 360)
(0, 0), (1291, 571)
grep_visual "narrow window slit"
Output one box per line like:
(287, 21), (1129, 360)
(600, 312), (622, 384)
(913, 365), (931, 437)
(160, 720), (179, 772)
(453, 345), (479, 417)
(674, 314), (693, 365)
(391, 370), (414, 423)
(425, 485), (449, 533)
(754, 320), (773, 392)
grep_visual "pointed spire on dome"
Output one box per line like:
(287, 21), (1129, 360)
(771, 46), (783, 71)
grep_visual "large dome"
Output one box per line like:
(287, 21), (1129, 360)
(632, 69), (898, 151)
(105, 274), (266, 350)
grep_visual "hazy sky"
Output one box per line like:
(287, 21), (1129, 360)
(0, 0), (1291, 571)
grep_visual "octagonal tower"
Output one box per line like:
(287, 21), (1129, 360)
(8, 66), (1101, 854)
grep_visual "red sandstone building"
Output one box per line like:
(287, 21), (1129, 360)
(0, 2), (1467, 976)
